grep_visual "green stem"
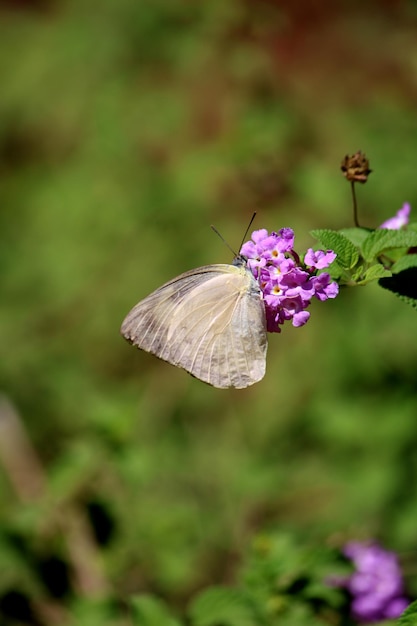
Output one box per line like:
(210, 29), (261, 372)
(351, 181), (360, 227)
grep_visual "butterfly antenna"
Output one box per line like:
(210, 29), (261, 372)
(210, 225), (237, 257)
(211, 212), (256, 259)
(239, 212), (257, 250)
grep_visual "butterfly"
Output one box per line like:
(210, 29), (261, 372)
(120, 255), (267, 389)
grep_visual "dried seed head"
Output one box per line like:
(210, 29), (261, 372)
(341, 151), (372, 183)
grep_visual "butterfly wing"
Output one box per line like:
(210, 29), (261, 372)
(121, 262), (267, 388)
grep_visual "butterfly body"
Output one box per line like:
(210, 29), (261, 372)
(121, 256), (267, 389)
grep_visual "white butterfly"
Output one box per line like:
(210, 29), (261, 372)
(121, 256), (267, 389)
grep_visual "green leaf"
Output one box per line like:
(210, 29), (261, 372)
(310, 229), (359, 270)
(130, 595), (183, 626)
(356, 263), (392, 285)
(326, 260), (344, 281)
(338, 227), (372, 247)
(188, 587), (257, 626)
(397, 599), (417, 625)
(379, 267), (417, 310)
(361, 229), (417, 262)
(392, 254), (417, 273)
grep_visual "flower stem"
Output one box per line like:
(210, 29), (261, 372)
(351, 181), (360, 227)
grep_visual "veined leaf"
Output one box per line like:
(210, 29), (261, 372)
(392, 254), (417, 273)
(338, 227), (371, 247)
(327, 260), (344, 281)
(361, 229), (417, 262)
(310, 229), (359, 270)
(356, 263), (392, 285)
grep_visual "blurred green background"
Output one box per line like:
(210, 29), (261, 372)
(1, 0), (417, 623)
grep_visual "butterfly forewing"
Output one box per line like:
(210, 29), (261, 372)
(121, 261), (267, 389)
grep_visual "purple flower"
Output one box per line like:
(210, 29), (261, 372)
(311, 273), (340, 301)
(240, 228), (338, 333)
(380, 202), (411, 229)
(384, 596), (410, 619)
(339, 541), (409, 623)
(304, 248), (337, 270)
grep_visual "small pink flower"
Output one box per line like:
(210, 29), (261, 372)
(304, 248), (337, 270)
(380, 202), (411, 229)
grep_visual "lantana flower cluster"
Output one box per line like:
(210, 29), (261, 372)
(342, 542), (409, 623)
(240, 228), (338, 333)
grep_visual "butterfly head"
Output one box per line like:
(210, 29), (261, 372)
(232, 254), (248, 268)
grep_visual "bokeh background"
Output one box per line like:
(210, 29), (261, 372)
(1, 0), (417, 624)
